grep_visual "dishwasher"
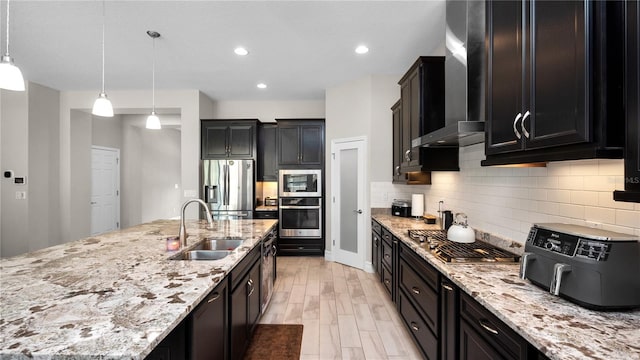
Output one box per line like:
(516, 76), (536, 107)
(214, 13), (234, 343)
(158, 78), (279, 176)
(261, 228), (277, 314)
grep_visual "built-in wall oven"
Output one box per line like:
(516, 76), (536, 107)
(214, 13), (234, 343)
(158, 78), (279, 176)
(279, 197), (322, 238)
(279, 169), (322, 197)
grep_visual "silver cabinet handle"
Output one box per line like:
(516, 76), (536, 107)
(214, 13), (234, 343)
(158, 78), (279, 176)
(207, 292), (220, 303)
(519, 252), (536, 280)
(411, 287), (420, 295)
(550, 263), (572, 296)
(410, 322), (420, 331)
(247, 278), (255, 297)
(384, 254), (391, 259)
(513, 112), (523, 139)
(395, 165), (401, 176)
(478, 319), (499, 335)
(521, 110), (531, 138)
(404, 149), (412, 162)
(442, 284), (453, 291)
(384, 279), (391, 285)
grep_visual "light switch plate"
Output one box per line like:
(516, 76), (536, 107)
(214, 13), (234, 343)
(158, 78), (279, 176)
(184, 189), (198, 198)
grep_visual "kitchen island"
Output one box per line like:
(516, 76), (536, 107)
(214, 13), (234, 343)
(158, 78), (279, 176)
(373, 213), (640, 360)
(0, 218), (277, 359)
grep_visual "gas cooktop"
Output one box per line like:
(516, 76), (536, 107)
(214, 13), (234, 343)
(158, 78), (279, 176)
(408, 229), (521, 263)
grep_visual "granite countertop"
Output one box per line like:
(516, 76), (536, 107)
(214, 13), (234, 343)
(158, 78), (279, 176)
(372, 213), (640, 360)
(0, 219), (277, 359)
(255, 205), (278, 212)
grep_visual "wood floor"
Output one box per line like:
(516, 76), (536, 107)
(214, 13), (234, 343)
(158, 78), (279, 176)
(260, 256), (423, 360)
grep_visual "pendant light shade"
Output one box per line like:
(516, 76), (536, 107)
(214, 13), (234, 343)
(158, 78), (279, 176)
(92, 92), (114, 117)
(146, 30), (161, 130)
(92, 0), (113, 117)
(146, 111), (161, 130)
(0, 0), (25, 91)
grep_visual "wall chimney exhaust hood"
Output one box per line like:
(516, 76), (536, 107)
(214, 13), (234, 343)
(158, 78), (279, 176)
(412, 0), (485, 148)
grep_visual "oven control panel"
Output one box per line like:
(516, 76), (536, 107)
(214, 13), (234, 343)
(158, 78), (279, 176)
(527, 226), (611, 261)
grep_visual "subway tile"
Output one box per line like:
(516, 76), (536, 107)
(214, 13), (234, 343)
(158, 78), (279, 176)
(598, 192), (636, 210)
(584, 206), (616, 224)
(584, 176), (618, 191)
(557, 203), (585, 219)
(547, 189), (571, 203)
(558, 176), (584, 190)
(570, 191), (599, 206)
(570, 160), (599, 176)
(616, 209), (640, 228)
(598, 159), (624, 175)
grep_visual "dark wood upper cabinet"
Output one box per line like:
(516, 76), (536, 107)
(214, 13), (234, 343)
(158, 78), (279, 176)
(391, 100), (404, 183)
(483, 0), (625, 166)
(276, 119), (324, 168)
(257, 123), (278, 181)
(201, 120), (257, 160)
(614, 0), (640, 203)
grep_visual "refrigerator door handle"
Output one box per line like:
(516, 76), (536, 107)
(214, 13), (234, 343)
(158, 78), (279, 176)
(225, 164), (230, 206)
(222, 164), (228, 205)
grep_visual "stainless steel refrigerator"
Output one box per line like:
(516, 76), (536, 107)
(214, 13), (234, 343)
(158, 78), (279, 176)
(201, 159), (254, 219)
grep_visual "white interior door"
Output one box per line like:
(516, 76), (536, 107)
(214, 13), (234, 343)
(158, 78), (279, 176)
(331, 137), (367, 269)
(91, 146), (120, 236)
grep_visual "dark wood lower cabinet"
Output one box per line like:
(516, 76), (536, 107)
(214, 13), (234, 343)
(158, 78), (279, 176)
(230, 246), (262, 360)
(441, 280), (459, 360)
(460, 319), (506, 360)
(397, 290), (438, 360)
(277, 238), (324, 256)
(189, 281), (228, 360)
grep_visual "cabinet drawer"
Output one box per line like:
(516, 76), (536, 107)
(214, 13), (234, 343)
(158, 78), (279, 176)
(254, 211), (278, 219)
(398, 257), (438, 335)
(399, 242), (439, 290)
(381, 227), (393, 245)
(460, 292), (528, 360)
(381, 263), (393, 298)
(371, 220), (382, 236)
(277, 242), (323, 256)
(398, 290), (438, 360)
(381, 238), (393, 269)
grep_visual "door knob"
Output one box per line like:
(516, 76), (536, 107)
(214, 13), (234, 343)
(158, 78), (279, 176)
(353, 209), (363, 214)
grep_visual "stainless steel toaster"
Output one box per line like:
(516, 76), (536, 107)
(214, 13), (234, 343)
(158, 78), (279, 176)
(520, 223), (640, 310)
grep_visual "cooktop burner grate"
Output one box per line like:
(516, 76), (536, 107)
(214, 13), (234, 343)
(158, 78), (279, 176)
(407, 229), (521, 263)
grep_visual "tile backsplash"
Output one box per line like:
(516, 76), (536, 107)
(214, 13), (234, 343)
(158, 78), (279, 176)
(371, 143), (640, 244)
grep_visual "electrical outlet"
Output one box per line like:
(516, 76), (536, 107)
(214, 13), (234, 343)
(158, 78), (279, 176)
(383, 193), (388, 201)
(585, 221), (603, 229)
(15, 191), (27, 200)
(482, 232), (491, 242)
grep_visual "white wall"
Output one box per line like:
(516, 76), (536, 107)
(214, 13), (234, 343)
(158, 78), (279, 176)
(1, 83), (61, 258)
(92, 114), (123, 150)
(325, 75), (400, 261)
(371, 144), (640, 242)
(210, 100), (325, 122)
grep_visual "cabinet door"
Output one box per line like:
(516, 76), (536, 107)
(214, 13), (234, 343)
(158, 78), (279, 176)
(372, 231), (381, 277)
(392, 100), (403, 182)
(258, 124), (278, 181)
(247, 262), (261, 333)
(460, 319), (506, 360)
(228, 124), (255, 158)
(278, 126), (300, 165)
(202, 124), (229, 159)
(408, 67), (422, 168)
(230, 273), (249, 360)
(190, 281), (228, 360)
(485, 0), (525, 155)
(441, 280), (459, 360)
(146, 322), (186, 360)
(400, 78), (413, 167)
(527, 1), (589, 150)
(299, 125), (323, 165)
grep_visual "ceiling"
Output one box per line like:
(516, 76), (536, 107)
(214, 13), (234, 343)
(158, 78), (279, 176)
(2, 0), (445, 101)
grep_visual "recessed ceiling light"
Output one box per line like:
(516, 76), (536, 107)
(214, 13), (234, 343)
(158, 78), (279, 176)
(234, 47), (249, 56)
(355, 45), (369, 54)
(257, 83), (267, 89)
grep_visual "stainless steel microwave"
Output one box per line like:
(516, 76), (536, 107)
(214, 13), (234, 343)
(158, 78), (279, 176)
(279, 169), (322, 197)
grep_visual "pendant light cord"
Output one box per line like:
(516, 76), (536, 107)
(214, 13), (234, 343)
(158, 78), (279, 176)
(100, 0), (106, 93)
(151, 35), (155, 113)
(5, 0), (11, 56)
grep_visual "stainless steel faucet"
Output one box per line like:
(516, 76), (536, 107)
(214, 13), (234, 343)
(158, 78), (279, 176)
(178, 199), (214, 249)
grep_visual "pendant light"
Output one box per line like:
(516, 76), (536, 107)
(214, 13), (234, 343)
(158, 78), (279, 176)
(0, 0), (25, 91)
(91, 0), (113, 117)
(146, 30), (161, 130)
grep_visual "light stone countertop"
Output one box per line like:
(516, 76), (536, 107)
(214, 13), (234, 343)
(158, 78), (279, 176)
(255, 205), (278, 212)
(372, 213), (640, 360)
(0, 219), (277, 359)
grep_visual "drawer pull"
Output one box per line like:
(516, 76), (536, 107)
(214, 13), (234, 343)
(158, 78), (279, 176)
(207, 292), (220, 303)
(478, 319), (499, 335)
(410, 322), (420, 331)
(442, 284), (454, 291)
(384, 279), (391, 285)
(384, 254), (390, 259)
(411, 287), (420, 295)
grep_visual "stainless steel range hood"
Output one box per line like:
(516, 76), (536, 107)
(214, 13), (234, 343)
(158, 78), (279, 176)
(412, 0), (485, 148)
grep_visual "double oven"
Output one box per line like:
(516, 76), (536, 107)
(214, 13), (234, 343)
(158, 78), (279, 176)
(278, 169), (322, 239)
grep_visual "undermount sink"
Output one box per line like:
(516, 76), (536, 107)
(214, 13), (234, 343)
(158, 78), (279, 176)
(192, 238), (245, 251)
(171, 250), (232, 261)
